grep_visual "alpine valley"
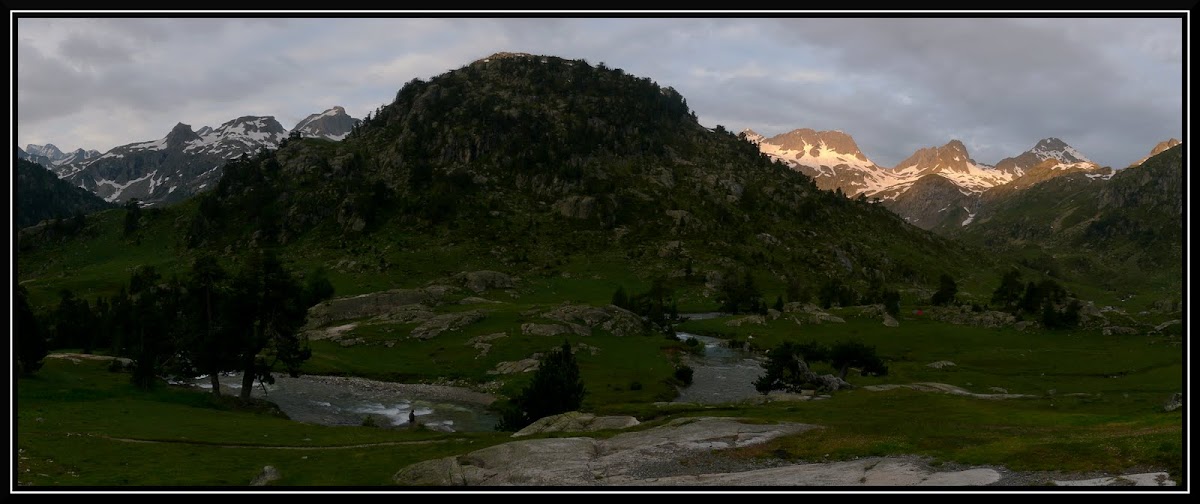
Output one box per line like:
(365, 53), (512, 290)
(14, 53), (1184, 488)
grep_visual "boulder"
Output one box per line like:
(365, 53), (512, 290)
(512, 411), (640, 437)
(250, 465), (280, 486)
(882, 313), (900, 327)
(1163, 392), (1183, 413)
(665, 209), (693, 228)
(1102, 326), (1139, 336)
(489, 358), (540, 375)
(926, 361), (956, 369)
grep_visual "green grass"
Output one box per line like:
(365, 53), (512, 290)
(15, 358), (513, 487)
(16, 208), (1183, 486)
(676, 314), (1183, 400)
(300, 300), (684, 406)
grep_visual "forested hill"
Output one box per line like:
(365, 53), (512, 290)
(181, 53), (981, 292)
(954, 144), (1183, 292)
(16, 159), (114, 229)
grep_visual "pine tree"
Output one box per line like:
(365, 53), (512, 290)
(930, 274), (958, 306)
(500, 341), (586, 430)
(16, 286), (48, 376)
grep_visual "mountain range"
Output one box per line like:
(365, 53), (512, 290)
(16, 56), (1180, 294)
(743, 128), (1173, 232)
(18, 106), (360, 207)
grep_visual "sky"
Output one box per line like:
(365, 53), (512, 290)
(13, 14), (1187, 169)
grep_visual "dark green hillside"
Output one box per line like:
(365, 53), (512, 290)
(956, 145), (1183, 299)
(15, 159), (115, 229)
(23, 53), (980, 309)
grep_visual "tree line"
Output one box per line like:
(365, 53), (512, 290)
(15, 252), (333, 399)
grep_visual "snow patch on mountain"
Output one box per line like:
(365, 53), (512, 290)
(96, 172), (155, 202)
(760, 140), (879, 173)
(1032, 139), (1091, 164)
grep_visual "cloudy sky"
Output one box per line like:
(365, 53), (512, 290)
(14, 15), (1186, 169)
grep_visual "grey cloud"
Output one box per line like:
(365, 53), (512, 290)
(15, 17), (1182, 169)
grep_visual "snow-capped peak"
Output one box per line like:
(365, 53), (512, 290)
(1030, 137), (1091, 164)
(740, 129), (764, 144)
(25, 143), (65, 159)
(290, 106), (360, 141)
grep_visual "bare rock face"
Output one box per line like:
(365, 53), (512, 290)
(553, 195), (597, 220)
(1129, 138), (1181, 167)
(512, 411), (640, 437)
(393, 417), (1005, 486)
(394, 417), (818, 486)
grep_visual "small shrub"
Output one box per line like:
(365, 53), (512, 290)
(674, 365), (694, 386)
(629, 381), (643, 391)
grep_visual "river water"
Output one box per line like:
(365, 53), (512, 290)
(173, 312), (759, 427)
(180, 373), (498, 432)
(674, 330), (766, 404)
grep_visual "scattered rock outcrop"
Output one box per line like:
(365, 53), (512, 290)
(1102, 326), (1138, 336)
(864, 382), (1032, 400)
(410, 310), (487, 340)
(466, 332), (507, 358)
(541, 304), (646, 337)
(926, 306), (1015, 328)
(304, 287), (453, 327)
(454, 270), (514, 294)
(521, 322), (590, 337)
